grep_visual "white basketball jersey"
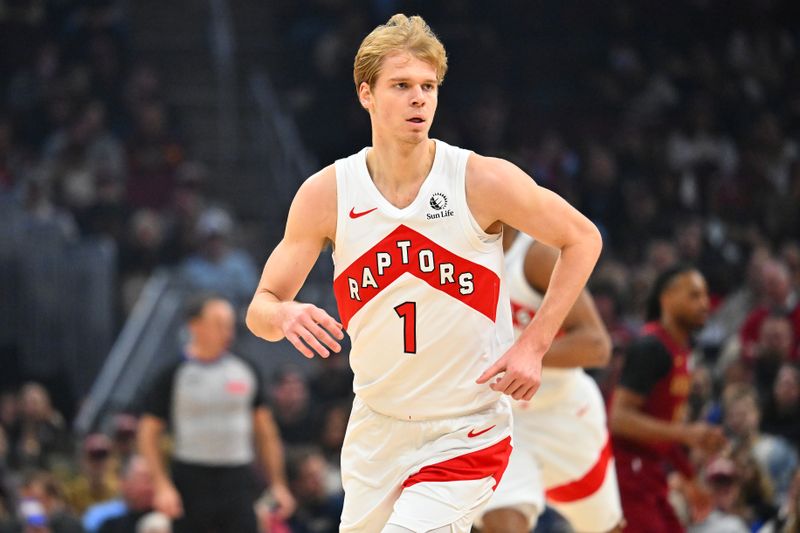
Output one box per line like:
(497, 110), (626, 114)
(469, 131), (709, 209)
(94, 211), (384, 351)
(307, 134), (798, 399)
(504, 232), (582, 406)
(332, 139), (514, 420)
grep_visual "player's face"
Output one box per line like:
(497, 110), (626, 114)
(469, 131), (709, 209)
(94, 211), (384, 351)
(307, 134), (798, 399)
(189, 299), (235, 357)
(360, 51), (438, 144)
(666, 270), (710, 331)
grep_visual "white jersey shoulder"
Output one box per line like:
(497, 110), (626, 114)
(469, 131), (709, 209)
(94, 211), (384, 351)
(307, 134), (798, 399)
(331, 139), (514, 420)
(504, 232), (582, 408)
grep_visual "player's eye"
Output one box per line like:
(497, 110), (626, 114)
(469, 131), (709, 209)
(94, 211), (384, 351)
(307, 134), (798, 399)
(395, 82), (407, 89)
(423, 84), (435, 91)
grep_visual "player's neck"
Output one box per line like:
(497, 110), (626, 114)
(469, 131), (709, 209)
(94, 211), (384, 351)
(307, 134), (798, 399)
(366, 136), (435, 188)
(660, 316), (689, 347)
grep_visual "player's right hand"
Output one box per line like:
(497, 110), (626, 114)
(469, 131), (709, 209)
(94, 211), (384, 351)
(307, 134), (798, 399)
(154, 482), (183, 518)
(683, 422), (726, 453)
(279, 302), (344, 358)
(476, 343), (543, 401)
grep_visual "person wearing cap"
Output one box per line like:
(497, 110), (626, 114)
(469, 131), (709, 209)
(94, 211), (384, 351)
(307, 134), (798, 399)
(137, 294), (294, 533)
(688, 457), (749, 533)
(63, 434), (119, 516)
(177, 207), (258, 310)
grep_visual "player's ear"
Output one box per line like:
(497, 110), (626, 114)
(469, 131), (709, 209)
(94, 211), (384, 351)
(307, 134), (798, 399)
(358, 82), (372, 110)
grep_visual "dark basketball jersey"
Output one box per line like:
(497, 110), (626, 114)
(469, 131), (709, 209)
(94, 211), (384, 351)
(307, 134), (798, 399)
(613, 321), (694, 485)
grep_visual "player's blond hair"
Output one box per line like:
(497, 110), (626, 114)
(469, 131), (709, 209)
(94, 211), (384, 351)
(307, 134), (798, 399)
(353, 14), (448, 90)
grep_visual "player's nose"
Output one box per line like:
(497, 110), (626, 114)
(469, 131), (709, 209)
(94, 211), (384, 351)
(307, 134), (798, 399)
(409, 86), (425, 106)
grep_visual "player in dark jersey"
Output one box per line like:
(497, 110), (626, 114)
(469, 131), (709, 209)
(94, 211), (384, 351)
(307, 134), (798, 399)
(609, 264), (726, 533)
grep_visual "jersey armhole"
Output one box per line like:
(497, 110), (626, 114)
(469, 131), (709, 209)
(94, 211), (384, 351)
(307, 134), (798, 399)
(332, 159), (347, 259)
(454, 150), (502, 253)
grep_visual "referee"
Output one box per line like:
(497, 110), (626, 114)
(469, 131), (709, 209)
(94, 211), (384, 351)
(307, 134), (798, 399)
(137, 294), (294, 532)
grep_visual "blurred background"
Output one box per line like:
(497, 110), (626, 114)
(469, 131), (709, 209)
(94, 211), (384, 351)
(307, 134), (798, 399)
(1, 0), (799, 531)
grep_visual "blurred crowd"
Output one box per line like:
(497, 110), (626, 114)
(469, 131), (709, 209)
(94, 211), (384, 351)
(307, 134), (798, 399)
(0, 367), (353, 532)
(1, 0), (800, 532)
(0, 0), (259, 321)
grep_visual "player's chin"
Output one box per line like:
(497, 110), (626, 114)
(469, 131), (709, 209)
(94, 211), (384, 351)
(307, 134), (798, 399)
(402, 123), (430, 137)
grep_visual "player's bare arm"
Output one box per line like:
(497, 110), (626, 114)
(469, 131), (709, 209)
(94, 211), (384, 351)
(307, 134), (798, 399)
(609, 387), (724, 452)
(523, 240), (611, 368)
(245, 166), (345, 358)
(472, 155), (603, 400)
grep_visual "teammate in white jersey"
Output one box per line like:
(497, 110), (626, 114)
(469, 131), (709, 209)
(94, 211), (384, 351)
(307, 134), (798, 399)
(246, 14), (602, 533)
(479, 229), (624, 533)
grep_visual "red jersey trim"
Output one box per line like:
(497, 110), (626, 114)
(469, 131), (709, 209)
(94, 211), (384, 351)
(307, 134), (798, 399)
(545, 436), (613, 503)
(333, 224), (500, 328)
(402, 436), (512, 490)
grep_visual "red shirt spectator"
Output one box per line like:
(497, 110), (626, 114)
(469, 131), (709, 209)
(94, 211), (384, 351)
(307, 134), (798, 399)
(739, 259), (800, 361)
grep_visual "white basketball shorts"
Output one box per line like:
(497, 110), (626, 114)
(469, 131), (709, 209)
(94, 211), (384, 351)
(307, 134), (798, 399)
(340, 395), (514, 532)
(479, 372), (622, 532)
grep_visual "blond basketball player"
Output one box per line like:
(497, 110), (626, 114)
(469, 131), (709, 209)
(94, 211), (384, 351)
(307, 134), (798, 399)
(246, 14), (602, 533)
(478, 229), (623, 533)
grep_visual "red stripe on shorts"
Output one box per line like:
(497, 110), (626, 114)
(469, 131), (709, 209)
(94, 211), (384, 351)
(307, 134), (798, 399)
(402, 436), (512, 490)
(545, 435), (613, 503)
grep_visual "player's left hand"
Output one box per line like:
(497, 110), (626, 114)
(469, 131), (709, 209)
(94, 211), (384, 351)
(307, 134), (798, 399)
(476, 343), (544, 401)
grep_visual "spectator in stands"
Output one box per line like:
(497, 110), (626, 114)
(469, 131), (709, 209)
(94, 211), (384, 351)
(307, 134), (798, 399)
(42, 99), (125, 213)
(761, 469), (800, 533)
(761, 363), (800, 449)
(689, 456), (750, 533)
(95, 455), (155, 533)
(270, 366), (318, 446)
(731, 443), (779, 528)
(7, 383), (69, 471)
(286, 448), (342, 533)
(110, 415), (138, 466)
(309, 353), (353, 404)
(4, 471), (83, 533)
(161, 161), (208, 265)
(317, 403), (348, 495)
(64, 434), (120, 516)
(723, 384), (797, 504)
(75, 162), (128, 240)
(699, 245), (771, 354)
(689, 364), (717, 423)
(0, 393), (17, 437)
(122, 64), (163, 119)
(19, 172), (77, 242)
(137, 294), (294, 533)
(178, 207), (258, 309)
(124, 102), (182, 210)
(739, 259), (800, 361)
(118, 208), (165, 313)
(781, 241), (800, 292)
(753, 315), (796, 396)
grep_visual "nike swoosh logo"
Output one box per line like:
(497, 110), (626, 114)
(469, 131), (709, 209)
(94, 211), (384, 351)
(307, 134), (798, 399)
(467, 425), (496, 438)
(349, 207), (378, 219)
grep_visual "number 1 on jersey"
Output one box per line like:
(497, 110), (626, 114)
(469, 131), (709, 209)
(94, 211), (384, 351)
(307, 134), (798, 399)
(394, 302), (417, 354)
